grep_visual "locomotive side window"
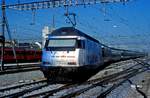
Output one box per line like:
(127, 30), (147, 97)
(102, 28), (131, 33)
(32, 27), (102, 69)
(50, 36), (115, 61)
(44, 39), (49, 48)
(76, 40), (85, 49)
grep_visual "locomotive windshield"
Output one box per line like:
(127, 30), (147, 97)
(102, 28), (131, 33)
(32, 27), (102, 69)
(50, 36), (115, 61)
(45, 38), (85, 51)
(47, 39), (76, 47)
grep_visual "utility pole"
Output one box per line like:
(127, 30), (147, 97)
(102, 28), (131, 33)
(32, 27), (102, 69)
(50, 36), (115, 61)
(0, 0), (6, 71)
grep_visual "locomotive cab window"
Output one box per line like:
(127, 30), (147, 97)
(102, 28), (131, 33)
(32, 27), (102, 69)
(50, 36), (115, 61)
(45, 38), (85, 51)
(47, 39), (76, 47)
(45, 38), (77, 51)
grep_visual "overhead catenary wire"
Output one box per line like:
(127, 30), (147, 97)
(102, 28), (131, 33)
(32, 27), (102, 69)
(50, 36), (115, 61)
(3, 0), (133, 42)
(3, 0), (149, 44)
(92, 4), (149, 40)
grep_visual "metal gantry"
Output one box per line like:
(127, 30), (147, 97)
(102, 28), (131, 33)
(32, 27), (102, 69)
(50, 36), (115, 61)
(4, 0), (129, 11)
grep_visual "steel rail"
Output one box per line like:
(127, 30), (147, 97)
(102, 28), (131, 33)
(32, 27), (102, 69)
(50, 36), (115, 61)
(97, 67), (148, 98)
(23, 84), (73, 98)
(1, 58), (148, 98)
(0, 67), (40, 75)
(97, 58), (150, 98)
(0, 82), (48, 98)
(58, 59), (150, 98)
(0, 79), (46, 92)
(59, 69), (139, 98)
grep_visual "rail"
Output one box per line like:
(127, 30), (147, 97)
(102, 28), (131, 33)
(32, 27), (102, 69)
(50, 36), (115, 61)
(0, 57), (149, 98)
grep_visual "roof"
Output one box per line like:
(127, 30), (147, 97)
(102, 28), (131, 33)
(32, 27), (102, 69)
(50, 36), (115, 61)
(49, 27), (100, 43)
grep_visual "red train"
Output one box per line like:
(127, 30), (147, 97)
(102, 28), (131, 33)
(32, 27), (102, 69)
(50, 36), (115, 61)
(0, 47), (41, 63)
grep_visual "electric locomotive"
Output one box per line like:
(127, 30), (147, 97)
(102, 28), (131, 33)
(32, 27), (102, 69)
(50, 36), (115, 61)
(41, 27), (104, 82)
(41, 27), (145, 83)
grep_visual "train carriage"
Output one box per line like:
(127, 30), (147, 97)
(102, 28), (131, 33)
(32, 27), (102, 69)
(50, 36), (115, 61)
(0, 47), (41, 63)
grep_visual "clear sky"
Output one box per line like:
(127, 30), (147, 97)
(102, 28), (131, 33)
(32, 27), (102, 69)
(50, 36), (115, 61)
(0, 0), (150, 52)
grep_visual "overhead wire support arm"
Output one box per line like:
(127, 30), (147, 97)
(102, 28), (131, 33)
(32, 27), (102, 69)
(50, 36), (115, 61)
(5, 17), (18, 66)
(30, 9), (36, 25)
(4, 0), (130, 11)
(64, 12), (77, 27)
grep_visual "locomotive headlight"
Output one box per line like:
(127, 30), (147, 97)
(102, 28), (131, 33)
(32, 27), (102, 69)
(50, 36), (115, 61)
(68, 62), (76, 65)
(43, 61), (51, 65)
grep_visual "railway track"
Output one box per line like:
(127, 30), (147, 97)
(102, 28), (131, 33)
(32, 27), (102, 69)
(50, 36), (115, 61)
(0, 79), (47, 98)
(20, 66), (140, 98)
(0, 58), (149, 98)
(4, 63), (40, 69)
(0, 63), (41, 75)
(55, 58), (149, 98)
(0, 67), (40, 75)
